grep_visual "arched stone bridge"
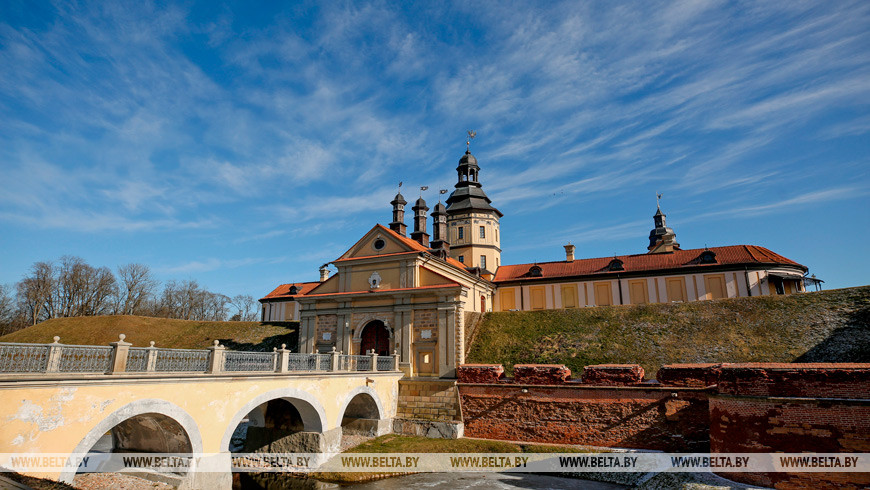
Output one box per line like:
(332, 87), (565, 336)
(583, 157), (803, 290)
(0, 338), (402, 488)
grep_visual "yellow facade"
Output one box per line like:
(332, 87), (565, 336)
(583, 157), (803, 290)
(0, 371), (401, 485)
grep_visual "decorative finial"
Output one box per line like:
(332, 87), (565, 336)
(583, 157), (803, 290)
(149, 341), (155, 347)
(281, 343), (286, 349)
(53, 336), (60, 343)
(213, 340), (219, 346)
(466, 129), (476, 151)
(119, 334), (126, 341)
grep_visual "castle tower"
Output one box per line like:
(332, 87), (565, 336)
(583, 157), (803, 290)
(389, 192), (407, 236)
(410, 197), (430, 247)
(647, 198), (680, 253)
(445, 148), (503, 272)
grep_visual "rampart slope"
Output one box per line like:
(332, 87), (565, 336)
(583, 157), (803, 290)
(0, 315), (299, 351)
(467, 286), (870, 376)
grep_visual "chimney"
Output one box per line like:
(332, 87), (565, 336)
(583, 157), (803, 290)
(564, 244), (575, 262)
(410, 197), (430, 248)
(319, 264), (330, 282)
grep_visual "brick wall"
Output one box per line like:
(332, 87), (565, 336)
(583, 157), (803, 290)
(413, 309), (437, 341)
(396, 379), (461, 422)
(710, 363), (870, 489)
(458, 362), (870, 488)
(315, 314), (337, 344)
(459, 382), (710, 451)
(457, 364), (710, 451)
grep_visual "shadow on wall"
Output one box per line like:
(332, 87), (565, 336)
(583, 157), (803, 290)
(795, 307), (870, 362)
(219, 322), (299, 352)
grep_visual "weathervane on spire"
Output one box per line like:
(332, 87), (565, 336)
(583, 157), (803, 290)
(656, 192), (663, 209)
(466, 130), (476, 151)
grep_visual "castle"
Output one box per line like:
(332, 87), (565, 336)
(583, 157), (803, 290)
(261, 148), (811, 377)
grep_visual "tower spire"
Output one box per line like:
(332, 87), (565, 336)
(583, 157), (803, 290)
(648, 195), (680, 253)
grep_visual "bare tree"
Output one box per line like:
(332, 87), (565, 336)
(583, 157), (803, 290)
(54, 256), (117, 317)
(17, 261), (55, 325)
(229, 294), (258, 321)
(0, 284), (24, 334)
(117, 264), (158, 315)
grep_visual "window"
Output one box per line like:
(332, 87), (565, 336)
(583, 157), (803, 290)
(480, 255), (486, 269)
(458, 227), (464, 240)
(480, 226), (486, 239)
(458, 255), (464, 263)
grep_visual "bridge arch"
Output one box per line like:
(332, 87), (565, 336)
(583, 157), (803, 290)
(219, 387), (328, 452)
(335, 386), (386, 427)
(59, 399), (203, 484)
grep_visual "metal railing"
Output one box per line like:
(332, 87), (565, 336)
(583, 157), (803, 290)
(224, 351), (277, 372)
(376, 355), (394, 372)
(0, 338), (397, 375)
(125, 347), (150, 372)
(154, 348), (210, 373)
(340, 355), (372, 371)
(0, 343), (50, 373)
(316, 353), (331, 371)
(57, 345), (113, 373)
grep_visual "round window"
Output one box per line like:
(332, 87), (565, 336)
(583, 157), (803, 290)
(373, 238), (386, 250)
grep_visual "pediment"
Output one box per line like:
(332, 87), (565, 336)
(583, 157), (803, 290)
(338, 225), (424, 260)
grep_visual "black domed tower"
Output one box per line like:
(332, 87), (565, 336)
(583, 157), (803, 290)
(389, 192), (407, 236)
(410, 197), (430, 248)
(445, 148), (503, 272)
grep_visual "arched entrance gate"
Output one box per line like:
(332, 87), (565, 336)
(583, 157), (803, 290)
(359, 320), (391, 355)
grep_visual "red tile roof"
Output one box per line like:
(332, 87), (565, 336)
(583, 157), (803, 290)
(493, 245), (806, 283)
(259, 281), (321, 301)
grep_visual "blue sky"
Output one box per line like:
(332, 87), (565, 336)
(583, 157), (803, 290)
(1, 0), (868, 298)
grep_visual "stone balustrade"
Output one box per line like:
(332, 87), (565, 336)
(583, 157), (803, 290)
(0, 336), (399, 375)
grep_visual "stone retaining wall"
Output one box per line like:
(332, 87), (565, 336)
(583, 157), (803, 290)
(457, 362), (870, 488)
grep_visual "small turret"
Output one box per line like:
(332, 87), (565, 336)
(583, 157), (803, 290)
(389, 192), (407, 236)
(430, 202), (449, 255)
(410, 197), (430, 247)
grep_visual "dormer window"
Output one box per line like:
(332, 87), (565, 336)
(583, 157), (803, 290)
(699, 250), (717, 264)
(288, 285), (299, 295)
(608, 259), (624, 271)
(529, 265), (543, 277)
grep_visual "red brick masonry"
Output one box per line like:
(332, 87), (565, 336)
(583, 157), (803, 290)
(457, 362), (870, 489)
(581, 364), (645, 385)
(457, 364), (505, 384)
(514, 364), (572, 385)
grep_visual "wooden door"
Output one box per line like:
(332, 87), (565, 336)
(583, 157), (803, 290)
(360, 321), (390, 355)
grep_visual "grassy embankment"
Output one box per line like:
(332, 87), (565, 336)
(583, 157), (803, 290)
(0, 315), (299, 351)
(467, 285), (870, 376)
